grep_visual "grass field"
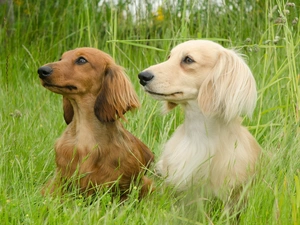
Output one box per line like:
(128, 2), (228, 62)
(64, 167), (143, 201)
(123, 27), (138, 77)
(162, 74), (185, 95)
(1, 0), (299, 224)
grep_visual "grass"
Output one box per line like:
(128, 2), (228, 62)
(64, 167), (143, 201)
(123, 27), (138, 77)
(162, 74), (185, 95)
(0, 0), (299, 224)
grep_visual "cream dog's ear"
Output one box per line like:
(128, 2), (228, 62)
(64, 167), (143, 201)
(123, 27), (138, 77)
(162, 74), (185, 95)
(198, 49), (257, 122)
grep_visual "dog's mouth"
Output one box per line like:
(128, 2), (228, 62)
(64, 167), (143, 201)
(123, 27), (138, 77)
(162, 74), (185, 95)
(43, 82), (77, 91)
(146, 90), (183, 97)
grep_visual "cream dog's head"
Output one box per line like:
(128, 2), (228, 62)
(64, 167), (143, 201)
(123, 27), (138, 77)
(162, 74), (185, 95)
(138, 40), (257, 122)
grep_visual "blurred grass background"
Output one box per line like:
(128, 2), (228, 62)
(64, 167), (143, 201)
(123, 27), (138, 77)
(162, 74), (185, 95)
(0, 0), (299, 224)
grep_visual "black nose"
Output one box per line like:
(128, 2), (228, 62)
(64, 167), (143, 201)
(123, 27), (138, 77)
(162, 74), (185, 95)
(38, 66), (53, 79)
(138, 71), (154, 86)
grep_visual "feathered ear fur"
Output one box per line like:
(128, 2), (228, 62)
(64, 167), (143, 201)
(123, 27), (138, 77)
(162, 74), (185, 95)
(198, 49), (257, 122)
(94, 65), (140, 122)
(63, 96), (74, 124)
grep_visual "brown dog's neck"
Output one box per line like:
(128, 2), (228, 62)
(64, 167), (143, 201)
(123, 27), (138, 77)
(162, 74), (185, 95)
(54, 97), (125, 175)
(64, 98), (121, 144)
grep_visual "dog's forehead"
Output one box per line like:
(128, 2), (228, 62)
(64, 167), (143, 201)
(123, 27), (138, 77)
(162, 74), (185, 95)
(172, 41), (198, 52)
(61, 48), (112, 61)
(170, 40), (222, 56)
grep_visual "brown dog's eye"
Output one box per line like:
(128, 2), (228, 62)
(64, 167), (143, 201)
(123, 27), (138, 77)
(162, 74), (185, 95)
(75, 57), (88, 65)
(182, 56), (195, 64)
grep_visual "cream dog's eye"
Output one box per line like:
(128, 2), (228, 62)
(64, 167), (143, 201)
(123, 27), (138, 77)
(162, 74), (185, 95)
(75, 57), (88, 65)
(183, 56), (195, 64)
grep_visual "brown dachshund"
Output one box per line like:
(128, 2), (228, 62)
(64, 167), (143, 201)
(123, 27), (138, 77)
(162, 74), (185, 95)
(38, 47), (154, 199)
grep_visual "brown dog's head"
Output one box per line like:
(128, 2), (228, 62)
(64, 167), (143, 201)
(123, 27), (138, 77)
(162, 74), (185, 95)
(38, 47), (139, 124)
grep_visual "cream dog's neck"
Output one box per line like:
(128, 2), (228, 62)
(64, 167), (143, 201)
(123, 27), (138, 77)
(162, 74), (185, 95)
(181, 100), (239, 138)
(157, 99), (245, 195)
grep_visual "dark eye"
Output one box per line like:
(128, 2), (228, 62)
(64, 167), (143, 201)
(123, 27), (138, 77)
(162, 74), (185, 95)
(183, 56), (195, 64)
(75, 57), (88, 65)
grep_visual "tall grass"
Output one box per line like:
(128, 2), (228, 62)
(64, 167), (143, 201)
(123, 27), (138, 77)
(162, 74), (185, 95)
(1, 0), (299, 224)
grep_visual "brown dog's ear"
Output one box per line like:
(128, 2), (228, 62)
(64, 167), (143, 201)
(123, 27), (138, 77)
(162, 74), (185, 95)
(94, 65), (140, 122)
(63, 97), (74, 124)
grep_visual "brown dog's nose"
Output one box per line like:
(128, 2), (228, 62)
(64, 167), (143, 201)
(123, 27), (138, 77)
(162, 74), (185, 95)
(38, 66), (53, 79)
(138, 71), (154, 86)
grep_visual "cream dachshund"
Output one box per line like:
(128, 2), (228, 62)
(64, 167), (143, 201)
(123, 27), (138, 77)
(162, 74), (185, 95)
(138, 40), (261, 202)
(38, 47), (154, 199)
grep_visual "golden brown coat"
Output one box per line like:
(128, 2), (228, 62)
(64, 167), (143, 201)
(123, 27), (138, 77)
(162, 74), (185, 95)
(38, 47), (154, 198)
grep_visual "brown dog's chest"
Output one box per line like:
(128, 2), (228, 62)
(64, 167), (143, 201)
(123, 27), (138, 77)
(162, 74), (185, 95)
(54, 127), (100, 176)
(53, 127), (140, 185)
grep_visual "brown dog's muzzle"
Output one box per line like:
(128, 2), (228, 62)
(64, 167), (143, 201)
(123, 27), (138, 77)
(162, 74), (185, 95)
(38, 66), (53, 79)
